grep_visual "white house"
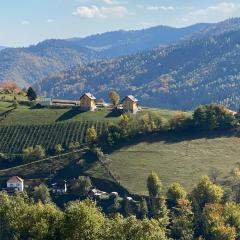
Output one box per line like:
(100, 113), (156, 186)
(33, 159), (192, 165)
(7, 176), (24, 192)
(51, 181), (67, 194)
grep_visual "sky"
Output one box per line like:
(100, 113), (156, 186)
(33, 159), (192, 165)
(1, 0), (240, 47)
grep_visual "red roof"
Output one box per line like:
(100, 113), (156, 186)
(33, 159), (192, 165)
(7, 176), (24, 183)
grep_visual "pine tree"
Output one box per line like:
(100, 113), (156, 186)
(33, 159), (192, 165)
(27, 87), (37, 101)
(138, 198), (148, 219)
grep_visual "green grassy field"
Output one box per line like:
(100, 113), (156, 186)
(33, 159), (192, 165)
(0, 102), (119, 126)
(100, 132), (240, 195)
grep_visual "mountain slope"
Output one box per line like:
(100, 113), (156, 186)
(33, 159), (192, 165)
(69, 23), (211, 57)
(2, 18), (240, 88)
(0, 23), (212, 87)
(0, 43), (98, 86)
(35, 29), (240, 110)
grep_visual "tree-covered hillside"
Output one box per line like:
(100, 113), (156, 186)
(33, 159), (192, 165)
(0, 43), (99, 87)
(0, 23), (210, 87)
(35, 28), (240, 110)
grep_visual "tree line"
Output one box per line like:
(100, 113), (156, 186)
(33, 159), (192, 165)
(87, 104), (238, 151)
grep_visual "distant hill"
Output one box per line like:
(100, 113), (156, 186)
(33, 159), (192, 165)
(0, 22), (213, 87)
(0, 43), (99, 86)
(2, 18), (240, 90)
(35, 28), (240, 110)
(68, 23), (211, 58)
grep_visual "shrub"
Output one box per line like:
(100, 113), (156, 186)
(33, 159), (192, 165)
(23, 145), (46, 162)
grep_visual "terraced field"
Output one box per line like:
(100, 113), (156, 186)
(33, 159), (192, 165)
(0, 121), (107, 153)
(0, 101), (179, 154)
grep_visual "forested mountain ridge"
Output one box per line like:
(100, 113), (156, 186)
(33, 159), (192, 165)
(35, 28), (240, 110)
(0, 44), (99, 87)
(69, 23), (211, 57)
(0, 23), (211, 87)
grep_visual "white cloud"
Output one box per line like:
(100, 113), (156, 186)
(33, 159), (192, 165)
(181, 2), (240, 23)
(75, 0), (128, 5)
(21, 20), (30, 25)
(46, 19), (55, 23)
(146, 6), (175, 11)
(102, 0), (119, 5)
(73, 5), (127, 18)
(190, 2), (240, 16)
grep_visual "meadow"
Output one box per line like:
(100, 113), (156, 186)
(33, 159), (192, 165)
(104, 131), (240, 194)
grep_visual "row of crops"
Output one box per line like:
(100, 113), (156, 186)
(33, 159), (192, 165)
(0, 121), (107, 154)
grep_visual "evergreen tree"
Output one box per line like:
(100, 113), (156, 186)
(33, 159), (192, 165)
(138, 198), (148, 219)
(123, 198), (134, 217)
(27, 87), (37, 101)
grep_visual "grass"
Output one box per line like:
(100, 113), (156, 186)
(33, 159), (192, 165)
(104, 131), (240, 195)
(0, 103), (180, 127)
(0, 102), (119, 126)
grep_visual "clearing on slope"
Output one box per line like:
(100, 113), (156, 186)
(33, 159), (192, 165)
(89, 131), (240, 195)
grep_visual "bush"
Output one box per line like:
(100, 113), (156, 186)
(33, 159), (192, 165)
(54, 144), (64, 154)
(23, 145), (46, 162)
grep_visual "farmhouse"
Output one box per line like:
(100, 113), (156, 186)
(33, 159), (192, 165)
(122, 95), (139, 114)
(80, 93), (97, 111)
(7, 176), (24, 192)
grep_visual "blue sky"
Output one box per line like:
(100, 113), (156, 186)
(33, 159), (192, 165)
(1, 0), (240, 47)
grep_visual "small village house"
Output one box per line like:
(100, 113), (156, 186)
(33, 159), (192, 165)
(80, 93), (97, 111)
(122, 95), (139, 114)
(51, 181), (67, 194)
(7, 176), (24, 192)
